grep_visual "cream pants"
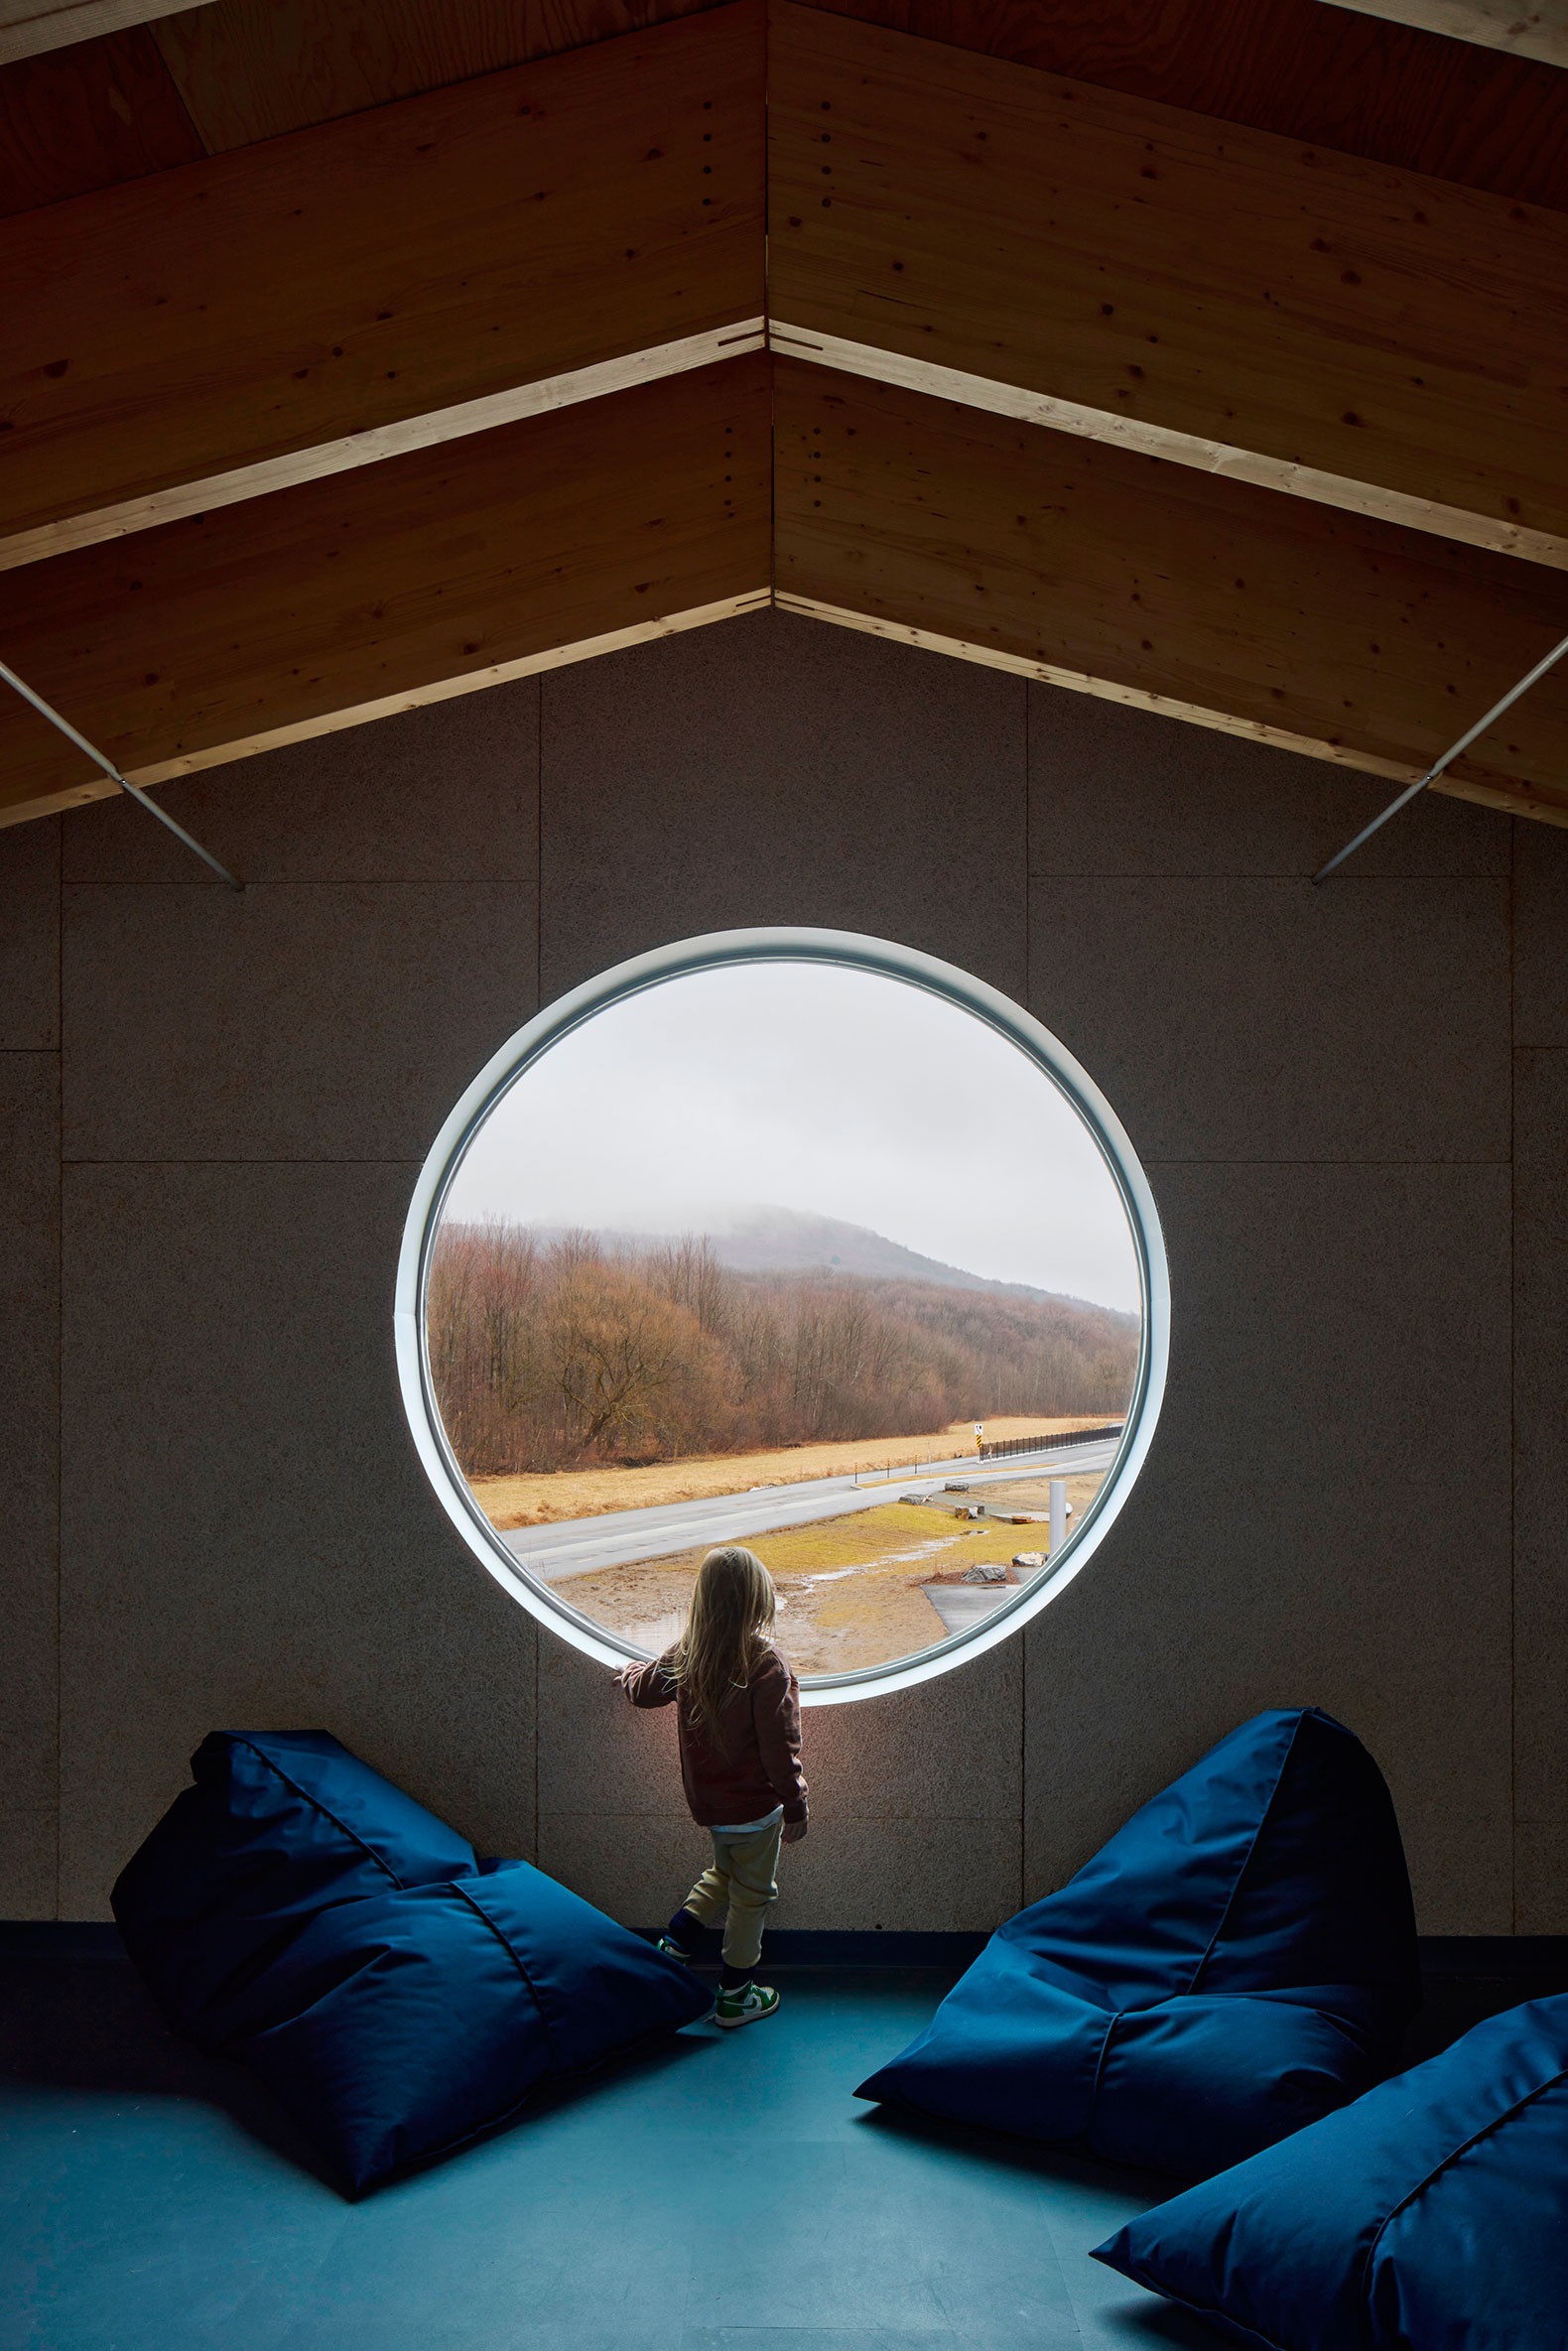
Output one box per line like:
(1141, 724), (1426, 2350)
(683, 1819), (783, 1971)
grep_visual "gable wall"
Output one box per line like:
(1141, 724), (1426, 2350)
(2, 607), (1563, 1929)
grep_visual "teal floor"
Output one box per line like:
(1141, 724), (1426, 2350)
(0, 1956), (1205, 2351)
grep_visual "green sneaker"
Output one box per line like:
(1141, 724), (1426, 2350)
(655, 1934), (693, 1963)
(715, 1981), (781, 2029)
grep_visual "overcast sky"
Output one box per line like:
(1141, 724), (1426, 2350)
(444, 962), (1141, 1310)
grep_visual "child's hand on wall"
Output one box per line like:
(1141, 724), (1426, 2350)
(783, 1817), (808, 1844)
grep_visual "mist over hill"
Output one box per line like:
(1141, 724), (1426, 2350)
(711, 1206), (1133, 1315)
(532, 1204), (1136, 1321)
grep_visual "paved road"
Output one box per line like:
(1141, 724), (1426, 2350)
(500, 1440), (1117, 1583)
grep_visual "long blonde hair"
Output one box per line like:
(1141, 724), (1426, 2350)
(667, 1545), (777, 1743)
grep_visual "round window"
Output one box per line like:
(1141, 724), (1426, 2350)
(396, 929), (1168, 1703)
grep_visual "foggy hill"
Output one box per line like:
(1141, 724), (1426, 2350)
(704, 1207), (1135, 1323)
(525, 1205), (1136, 1325)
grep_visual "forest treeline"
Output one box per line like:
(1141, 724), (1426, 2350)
(428, 1222), (1139, 1477)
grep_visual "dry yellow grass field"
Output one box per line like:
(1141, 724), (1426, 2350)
(558, 1476), (1106, 1675)
(471, 1414), (1116, 1530)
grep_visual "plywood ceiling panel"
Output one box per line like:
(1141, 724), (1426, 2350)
(4, 0), (1563, 220)
(0, 354), (771, 821)
(825, 0), (1568, 209)
(149, 0), (726, 152)
(771, 6), (1568, 570)
(774, 360), (1568, 820)
(0, 23), (200, 215)
(1, 4), (763, 564)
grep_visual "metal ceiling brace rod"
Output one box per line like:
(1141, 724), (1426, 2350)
(0, 657), (243, 890)
(1313, 627), (1568, 882)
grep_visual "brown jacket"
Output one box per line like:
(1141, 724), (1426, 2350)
(622, 1642), (808, 1829)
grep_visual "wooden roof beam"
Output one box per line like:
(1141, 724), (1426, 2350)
(3, 343), (1564, 835)
(774, 360), (1568, 826)
(1315, 0), (1568, 70)
(0, 354), (770, 825)
(769, 4), (1568, 575)
(0, 3), (763, 571)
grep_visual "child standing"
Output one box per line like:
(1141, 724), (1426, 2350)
(620, 1544), (808, 2028)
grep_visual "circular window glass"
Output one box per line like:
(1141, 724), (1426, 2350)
(397, 929), (1168, 1702)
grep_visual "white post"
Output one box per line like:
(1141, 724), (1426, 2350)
(1049, 1478), (1067, 1556)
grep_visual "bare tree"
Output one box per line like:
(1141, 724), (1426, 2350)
(426, 1221), (1139, 1478)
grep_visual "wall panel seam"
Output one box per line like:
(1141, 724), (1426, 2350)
(61, 876), (543, 887)
(57, 1156), (429, 1167)
(1507, 818), (1517, 1930)
(61, 878), (543, 888)
(55, 813), (63, 1919)
(1023, 870), (1512, 882)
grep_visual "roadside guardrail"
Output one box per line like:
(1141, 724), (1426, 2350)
(978, 1423), (1123, 1462)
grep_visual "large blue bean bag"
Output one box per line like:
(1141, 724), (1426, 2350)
(1094, 1995), (1568, 2349)
(112, 1732), (711, 2191)
(112, 1730), (479, 2047)
(856, 1708), (1419, 2177)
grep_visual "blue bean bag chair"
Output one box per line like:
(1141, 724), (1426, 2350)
(112, 1731), (711, 2191)
(856, 1708), (1419, 2177)
(1094, 1994), (1568, 2349)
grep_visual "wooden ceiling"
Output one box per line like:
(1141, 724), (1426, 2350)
(2, 0), (1565, 833)
(7, 0), (1568, 215)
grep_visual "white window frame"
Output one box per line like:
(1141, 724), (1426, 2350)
(395, 927), (1170, 1706)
